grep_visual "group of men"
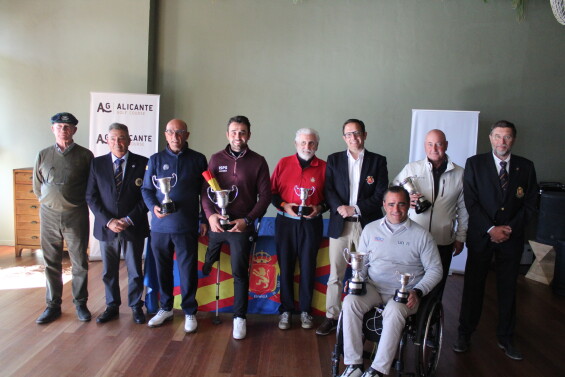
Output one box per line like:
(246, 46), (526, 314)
(32, 112), (537, 376)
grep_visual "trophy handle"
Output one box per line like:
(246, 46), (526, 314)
(170, 173), (178, 188)
(151, 175), (159, 189)
(229, 185), (239, 203)
(342, 248), (352, 264)
(207, 186), (216, 203)
(294, 185), (300, 197)
(363, 250), (371, 266)
(308, 186), (316, 197)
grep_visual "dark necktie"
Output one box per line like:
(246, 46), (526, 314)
(499, 161), (509, 192)
(114, 158), (123, 192)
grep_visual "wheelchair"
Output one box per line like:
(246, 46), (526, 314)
(331, 284), (444, 377)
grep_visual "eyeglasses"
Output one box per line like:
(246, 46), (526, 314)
(344, 131), (363, 139)
(492, 134), (513, 141)
(165, 129), (188, 136)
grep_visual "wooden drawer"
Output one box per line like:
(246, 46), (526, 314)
(17, 229), (41, 246)
(14, 184), (36, 200)
(16, 214), (40, 231)
(15, 200), (40, 215)
(14, 171), (33, 185)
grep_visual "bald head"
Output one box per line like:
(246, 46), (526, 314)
(165, 119), (190, 153)
(424, 129), (448, 167)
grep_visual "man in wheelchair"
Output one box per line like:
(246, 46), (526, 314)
(340, 186), (443, 377)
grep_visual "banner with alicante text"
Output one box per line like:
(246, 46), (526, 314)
(88, 92), (160, 260)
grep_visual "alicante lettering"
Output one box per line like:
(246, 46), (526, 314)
(116, 103), (154, 111)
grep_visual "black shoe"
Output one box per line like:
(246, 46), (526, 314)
(202, 261), (214, 276)
(96, 307), (119, 323)
(452, 335), (470, 353)
(76, 304), (92, 322)
(132, 306), (146, 324)
(316, 318), (338, 335)
(497, 341), (523, 360)
(36, 307), (61, 324)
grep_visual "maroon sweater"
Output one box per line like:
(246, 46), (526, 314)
(202, 145), (271, 222)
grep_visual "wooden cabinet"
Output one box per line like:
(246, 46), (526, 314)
(13, 168), (40, 257)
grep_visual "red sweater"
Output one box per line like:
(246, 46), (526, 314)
(270, 154), (326, 206)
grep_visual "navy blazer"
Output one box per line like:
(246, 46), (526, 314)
(86, 152), (150, 242)
(325, 150), (388, 239)
(463, 152), (537, 251)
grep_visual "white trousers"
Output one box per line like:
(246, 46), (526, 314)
(326, 221), (362, 319)
(342, 283), (418, 375)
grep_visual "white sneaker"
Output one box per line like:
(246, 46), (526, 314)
(147, 309), (173, 327)
(184, 314), (197, 333)
(278, 311), (291, 330)
(233, 317), (247, 340)
(340, 364), (364, 377)
(301, 312), (313, 329)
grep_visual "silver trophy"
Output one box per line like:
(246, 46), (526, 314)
(343, 248), (371, 295)
(207, 185), (239, 230)
(398, 176), (431, 214)
(292, 186), (315, 217)
(152, 173), (177, 214)
(393, 272), (416, 304)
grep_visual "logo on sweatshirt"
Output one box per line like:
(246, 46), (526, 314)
(218, 165), (228, 173)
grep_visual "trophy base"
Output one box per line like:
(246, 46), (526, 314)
(159, 202), (176, 214)
(347, 280), (367, 296)
(292, 205), (313, 217)
(415, 199), (432, 214)
(393, 289), (409, 304)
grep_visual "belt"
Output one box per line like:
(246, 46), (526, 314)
(344, 216), (361, 222)
(276, 210), (320, 221)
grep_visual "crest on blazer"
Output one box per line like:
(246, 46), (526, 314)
(516, 186), (524, 198)
(366, 176), (374, 185)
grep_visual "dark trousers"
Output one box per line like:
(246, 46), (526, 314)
(275, 214), (323, 313)
(150, 231), (198, 315)
(437, 244), (454, 297)
(40, 205), (89, 307)
(99, 234), (145, 308)
(458, 242), (522, 343)
(205, 231), (253, 318)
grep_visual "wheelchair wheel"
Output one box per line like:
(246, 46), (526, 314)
(416, 301), (443, 377)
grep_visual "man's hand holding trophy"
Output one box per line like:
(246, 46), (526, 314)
(203, 170), (239, 231)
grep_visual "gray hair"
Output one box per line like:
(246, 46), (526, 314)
(295, 128), (320, 143)
(108, 122), (129, 135)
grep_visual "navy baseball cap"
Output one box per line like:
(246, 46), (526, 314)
(51, 112), (78, 125)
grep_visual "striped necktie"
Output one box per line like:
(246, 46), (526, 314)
(114, 158), (124, 192)
(499, 161), (509, 192)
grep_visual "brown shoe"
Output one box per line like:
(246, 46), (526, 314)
(316, 318), (338, 335)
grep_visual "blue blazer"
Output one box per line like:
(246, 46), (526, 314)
(463, 152), (537, 251)
(86, 152), (150, 242)
(325, 150), (388, 239)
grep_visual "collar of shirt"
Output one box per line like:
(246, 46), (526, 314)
(380, 217), (410, 234)
(492, 152), (511, 174)
(55, 142), (76, 154)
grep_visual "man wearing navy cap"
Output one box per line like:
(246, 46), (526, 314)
(33, 112), (94, 324)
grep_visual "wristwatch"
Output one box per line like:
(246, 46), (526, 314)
(413, 288), (423, 298)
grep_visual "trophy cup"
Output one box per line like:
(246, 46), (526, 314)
(207, 185), (239, 230)
(151, 173), (177, 214)
(292, 186), (315, 217)
(398, 177), (432, 214)
(393, 272), (416, 304)
(343, 248), (371, 295)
